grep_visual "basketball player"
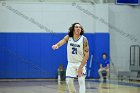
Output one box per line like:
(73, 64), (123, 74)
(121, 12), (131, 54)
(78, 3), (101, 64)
(52, 23), (89, 93)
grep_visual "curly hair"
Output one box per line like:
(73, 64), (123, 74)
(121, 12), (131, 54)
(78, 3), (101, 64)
(68, 23), (84, 37)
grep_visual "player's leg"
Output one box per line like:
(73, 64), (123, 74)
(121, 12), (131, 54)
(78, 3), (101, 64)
(98, 68), (103, 80)
(78, 75), (86, 93)
(66, 78), (76, 93)
(77, 63), (86, 93)
(66, 63), (77, 93)
(106, 68), (109, 80)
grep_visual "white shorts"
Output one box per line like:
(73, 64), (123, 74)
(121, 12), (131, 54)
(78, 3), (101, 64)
(66, 62), (86, 78)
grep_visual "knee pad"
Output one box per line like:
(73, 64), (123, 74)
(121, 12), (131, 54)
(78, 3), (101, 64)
(66, 78), (76, 93)
(78, 76), (85, 85)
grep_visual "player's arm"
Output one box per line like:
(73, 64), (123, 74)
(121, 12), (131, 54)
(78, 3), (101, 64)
(79, 37), (89, 69)
(52, 35), (69, 50)
(100, 64), (103, 68)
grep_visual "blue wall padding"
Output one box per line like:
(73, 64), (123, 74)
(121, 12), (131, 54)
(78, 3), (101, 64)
(0, 33), (109, 78)
(91, 33), (110, 78)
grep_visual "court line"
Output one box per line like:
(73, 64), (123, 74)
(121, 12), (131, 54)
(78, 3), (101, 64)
(87, 79), (140, 87)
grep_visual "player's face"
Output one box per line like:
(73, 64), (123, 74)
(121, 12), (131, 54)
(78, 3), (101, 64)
(103, 54), (107, 59)
(74, 24), (81, 35)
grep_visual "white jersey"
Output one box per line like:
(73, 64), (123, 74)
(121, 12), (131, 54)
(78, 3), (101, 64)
(67, 35), (85, 63)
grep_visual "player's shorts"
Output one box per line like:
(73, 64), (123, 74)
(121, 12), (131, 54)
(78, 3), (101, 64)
(66, 62), (86, 78)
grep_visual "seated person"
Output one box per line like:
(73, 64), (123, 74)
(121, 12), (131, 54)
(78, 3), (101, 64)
(57, 64), (66, 81)
(98, 53), (109, 81)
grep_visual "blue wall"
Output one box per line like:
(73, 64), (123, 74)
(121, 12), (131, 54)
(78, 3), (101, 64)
(0, 33), (109, 79)
(91, 33), (110, 78)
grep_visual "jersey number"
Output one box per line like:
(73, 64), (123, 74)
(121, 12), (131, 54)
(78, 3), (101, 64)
(72, 48), (77, 54)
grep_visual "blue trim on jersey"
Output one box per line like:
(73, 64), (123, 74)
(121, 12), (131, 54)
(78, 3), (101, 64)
(66, 73), (87, 78)
(83, 38), (84, 47)
(72, 35), (82, 42)
(66, 76), (76, 78)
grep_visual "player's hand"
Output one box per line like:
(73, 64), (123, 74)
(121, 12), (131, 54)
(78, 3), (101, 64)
(103, 68), (106, 70)
(52, 44), (59, 50)
(77, 67), (83, 77)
